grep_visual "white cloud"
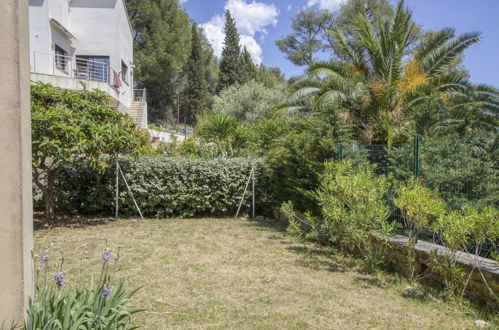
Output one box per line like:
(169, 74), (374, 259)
(287, 4), (292, 12)
(200, 0), (279, 64)
(201, 15), (225, 60)
(226, 0), (278, 36)
(306, 0), (344, 11)
(240, 35), (263, 63)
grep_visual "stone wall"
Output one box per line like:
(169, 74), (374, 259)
(376, 235), (499, 311)
(271, 207), (498, 310)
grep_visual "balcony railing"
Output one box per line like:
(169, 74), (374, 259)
(30, 51), (120, 87)
(133, 88), (147, 102)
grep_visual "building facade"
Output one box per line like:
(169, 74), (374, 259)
(28, 0), (147, 128)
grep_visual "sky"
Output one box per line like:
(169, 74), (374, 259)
(181, 0), (499, 87)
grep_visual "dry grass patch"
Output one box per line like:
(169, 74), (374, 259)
(35, 218), (494, 329)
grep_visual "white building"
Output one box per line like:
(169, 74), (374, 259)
(28, 0), (147, 129)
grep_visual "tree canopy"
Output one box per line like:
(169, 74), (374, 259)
(126, 0), (191, 122)
(288, 1), (499, 144)
(185, 24), (208, 122)
(31, 83), (147, 218)
(217, 10), (243, 92)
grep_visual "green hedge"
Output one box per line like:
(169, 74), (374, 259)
(52, 157), (273, 218)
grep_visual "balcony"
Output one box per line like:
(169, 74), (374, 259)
(30, 51), (121, 86)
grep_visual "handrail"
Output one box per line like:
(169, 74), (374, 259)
(133, 88), (147, 102)
(30, 50), (119, 86)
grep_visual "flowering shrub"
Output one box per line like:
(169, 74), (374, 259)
(51, 157), (273, 218)
(21, 240), (142, 329)
(395, 181), (447, 280)
(284, 160), (396, 271)
(430, 205), (499, 298)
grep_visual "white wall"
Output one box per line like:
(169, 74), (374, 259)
(29, 0), (134, 109)
(29, 0), (50, 73)
(70, 0), (133, 108)
(116, 0), (134, 105)
(47, 0), (70, 28)
(29, 0), (72, 76)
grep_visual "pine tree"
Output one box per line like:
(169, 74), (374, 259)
(126, 0), (191, 122)
(185, 24), (208, 122)
(240, 47), (257, 84)
(217, 10), (242, 93)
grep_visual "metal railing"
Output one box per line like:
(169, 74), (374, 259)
(133, 88), (147, 102)
(336, 135), (498, 259)
(30, 50), (119, 86)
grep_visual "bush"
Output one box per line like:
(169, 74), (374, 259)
(284, 160), (395, 271)
(431, 205), (499, 298)
(31, 82), (147, 219)
(265, 116), (339, 213)
(395, 181), (447, 280)
(52, 157), (273, 218)
(212, 81), (287, 123)
(156, 137), (225, 158)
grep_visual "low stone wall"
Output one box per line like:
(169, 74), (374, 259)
(270, 208), (498, 310)
(379, 235), (499, 310)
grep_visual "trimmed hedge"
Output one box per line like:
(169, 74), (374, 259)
(52, 157), (273, 218)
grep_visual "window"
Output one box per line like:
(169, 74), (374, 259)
(54, 44), (68, 72)
(121, 61), (129, 84)
(75, 56), (110, 83)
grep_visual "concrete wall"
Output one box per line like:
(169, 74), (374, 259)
(69, 0), (133, 108)
(0, 0), (34, 322)
(29, 0), (134, 109)
(378, 235), (499, 311)
(31, 72), (121, 103)
(47, 0), (70, 27)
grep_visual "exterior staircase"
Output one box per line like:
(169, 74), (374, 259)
(129, 89), (148, 129)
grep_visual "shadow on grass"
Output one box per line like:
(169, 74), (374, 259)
(246, 218), (288, 233)
(34, 214), (117, 230)
(286, 245), (351, 273)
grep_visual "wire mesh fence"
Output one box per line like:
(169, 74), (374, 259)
(336, 134), (498, 258)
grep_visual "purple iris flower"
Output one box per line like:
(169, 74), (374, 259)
(40, 254), (48, 263)
(55, 272), (65, 287)
(102, 287), (111, 298)
(103, 249), (111, 262)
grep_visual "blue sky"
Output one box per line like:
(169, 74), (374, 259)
(181, 0), (499, 87)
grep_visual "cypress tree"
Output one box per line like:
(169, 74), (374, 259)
(217, 10), (242, 93)
(240, 47), (257, 84)
(185, 24), (207, 122)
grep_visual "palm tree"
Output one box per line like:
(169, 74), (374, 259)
(289, 0), (498, 145)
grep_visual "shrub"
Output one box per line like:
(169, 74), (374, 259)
(285, 160), (396, 271)
(52, 157), (273, 218)
(156, 137), (225, 158)
(212, 81), (287, 123)
(31, 82), (147, 219)
(431, 205), (499, 298)
(395, 181), (447, 280)
(194, 112), (251, 155)
(265, 116), (339, 213)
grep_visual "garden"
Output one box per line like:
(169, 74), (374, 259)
(8, 0), (499, 328)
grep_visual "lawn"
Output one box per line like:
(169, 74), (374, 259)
(34, 218), (491, 329)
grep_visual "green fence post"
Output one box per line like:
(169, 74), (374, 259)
(184, 115), (187, 139)
(338, 144), (344, 160)
(413, 135), (420, 179)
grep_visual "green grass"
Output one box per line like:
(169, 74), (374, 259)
(34, 218), (495, 329)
